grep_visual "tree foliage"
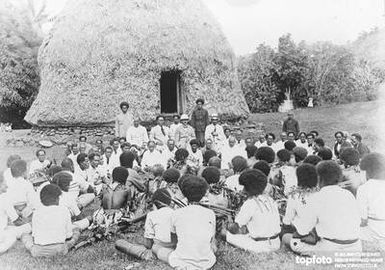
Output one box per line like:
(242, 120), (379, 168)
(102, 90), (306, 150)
(0, 0), (47, 127)
(238, 33), (385, 113)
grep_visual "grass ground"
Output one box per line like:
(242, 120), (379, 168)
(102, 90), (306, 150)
(0, 100), (384, 270)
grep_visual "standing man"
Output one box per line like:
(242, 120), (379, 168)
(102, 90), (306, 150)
(175, 114), (195, 149)
(115, 101), (133, 138)
(282, 112), (300, 137)
(190, 98), (209, 147)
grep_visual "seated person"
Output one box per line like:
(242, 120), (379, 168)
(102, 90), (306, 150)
(281, 164), (319, 247)
(290, 161), (362, 256)
(292, 147), (308, 166)
(357, 153), (385, 251)
(201, 166), (229, 208)
(0, 173), (31, 253)
(101, 167), (130, 210)
(271, 149), (297, 195)
(21, 184), (81, 257)
(148, 164), (165, 194)
(115, 188), (175, 260)
(225, 156), (248, 192)
(161, 175), (216, 270)
(222, 169), (281, 253)
(28, 149), (51, 176)
(6, 160), (40, 219)
(338, 148), (366, 196)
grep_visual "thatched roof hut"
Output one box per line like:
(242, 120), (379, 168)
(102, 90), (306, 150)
(25, 0), (250, 127)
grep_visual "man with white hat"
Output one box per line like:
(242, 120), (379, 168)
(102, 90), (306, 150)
(175, 114), (195, 149)
(205, 114), (226, 153)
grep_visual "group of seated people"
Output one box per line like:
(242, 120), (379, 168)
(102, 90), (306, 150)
(0, 126), (384, 270)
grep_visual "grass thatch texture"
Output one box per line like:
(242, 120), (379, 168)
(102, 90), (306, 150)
(25, 0), (249, 126)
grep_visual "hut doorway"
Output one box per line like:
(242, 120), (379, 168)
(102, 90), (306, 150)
(160, 71), (183, 114)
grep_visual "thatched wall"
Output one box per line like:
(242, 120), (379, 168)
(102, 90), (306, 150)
(25, 0), (250, 126)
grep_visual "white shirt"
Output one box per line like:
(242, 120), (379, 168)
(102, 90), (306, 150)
(60, 191), (81, 217)
(101, 155), (115, 176)
(150, 125), (171, 146)
(110, 148), (122, 168)
(169, 205), (216, 270)
(283, 192), (316, 230)
(205, 124), (226, 149)
(3, 168), (13, 186)
(29, 159), (50, 175)
(32, 205), (73, 245)
(356, 179), (385, 237)
(235, 140), (246, 151)
(126, 125), (149, 147)
(169, 123), (182, 140)
(296, 185), (361, 240)
(221, 144), (247, 170)
(235, 195), (281, 238)
(162, 147), (177, 164)
(144, 207), (174, 243)
(295, 140), (308, 149)
(0, 193), (19, 232)
(141, 150), (167, 169)
(68, 153), (80, 172)
(274, 141), (286, 152)
(188, 149), (203, 167)
(225, 174), (242, 192)
(6, 177), (40, 210)
(261, 142), (280, 153)
(255, 140), (266, 148)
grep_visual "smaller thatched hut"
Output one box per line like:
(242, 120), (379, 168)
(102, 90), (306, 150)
(25, 0), (250, 127)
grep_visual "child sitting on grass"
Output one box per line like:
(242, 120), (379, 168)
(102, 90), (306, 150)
(201, 166), (229, 208)
(0, 173), (31, 253)
(290, 161), (362, 256)
(357, 153), (385, 250)
(223, 169), (281, 253)
(21, 184), (80, 257)
(115, 188), (175, 260)
(162, 175), (217, 270)
(338, 148), (366, 196)
(281, 164), (319, 247)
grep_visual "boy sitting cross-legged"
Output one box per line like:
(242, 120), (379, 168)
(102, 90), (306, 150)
(223, 169), (281, 253)
(115, 188), (175, 260)
(290, 161), (362, 256)
(0, 173), (31, 253)
(21, 184), (81, 257)
(165, 175), (217, 270)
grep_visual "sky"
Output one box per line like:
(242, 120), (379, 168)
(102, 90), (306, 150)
(35, 0), (385, 55)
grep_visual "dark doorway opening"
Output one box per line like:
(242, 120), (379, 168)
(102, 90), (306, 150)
(160, 71), (182, 114)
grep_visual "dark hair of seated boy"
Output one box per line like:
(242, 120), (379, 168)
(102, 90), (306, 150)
(303, 155), (322, 166)
(253, 161), (271, 177)
(317, 147), (333, 160)
(255, 147), (275, 164)
(201, 166), (228, 208)
(284, 141), (296, 152)
(316, 160), (342, 187)
(360, 152), (385, 180)
(338, 148), (363, 195)
(101, 167), (129, 210)
(203, 150), (217, 166)
(115, 188), (174, 261)
(180, 175), (209, 203)
(293, 147), (308, 163)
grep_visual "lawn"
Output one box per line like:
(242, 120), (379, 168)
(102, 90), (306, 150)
(0, 100), (384, 270)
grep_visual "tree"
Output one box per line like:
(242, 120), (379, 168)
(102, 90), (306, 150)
(0, 0), (47, 127)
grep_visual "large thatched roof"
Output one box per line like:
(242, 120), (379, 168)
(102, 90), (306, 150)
(25, 0), (250, 126)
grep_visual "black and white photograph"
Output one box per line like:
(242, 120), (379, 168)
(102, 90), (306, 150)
(0, 0), (384, 269)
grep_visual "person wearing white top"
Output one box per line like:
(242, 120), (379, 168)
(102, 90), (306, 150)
(6, 160), (40, 218)
(295, 132), (308, 149)
(205, 114), (226, 153)
(141, 141), (167, 170)
(225, 156), (249, 192)
(225, 169), (281, 253)
(162, 139), (177, 165)
(234, 130), (246, 151)
(221, 136), (247, 170)
(174, 114), (195, 149)
(150, 116), (171, 149)
(109, 138), (122, 170)
(290, 161), (362, 256)
(0, 175), (31, 253)
(255, 133), (266, 148)
(169, 115), (181, 140)
(29, 149), (51, 175)
(261, 133), (280, 153)
(126, 118), (149, 148)
(357, 153), (385, 250)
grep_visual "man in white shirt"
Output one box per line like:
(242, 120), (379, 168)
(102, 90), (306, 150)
(141, 141), (167, 170)
(100, 146), (115, 178)
(163, 139), (177, 164)
(262, 133), (279, 153)
(29, 149), (51, 176)
(205, 114), (226, 153)
(110, 138), (122, 169)
(174, 114), (195, 149)
(234, 129), (246, 151)
(290, 161), (362, 255)
(150, 116), (171, 151)
(6, 160), (40, 218)
(357, 153), (385, 250)
(87, 153), (106, 194)
(169, 115), (181, 140)
(68, 144), (80, 172)
(221, 136), (247, 170)
(295, 132), (308, 149)
(126, 117), (149, 148)
(255, 133), (266, 148)
(274, 132), (287, 152)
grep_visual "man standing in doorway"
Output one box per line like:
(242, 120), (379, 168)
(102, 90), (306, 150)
(115, 101), (133, 137)
(190, 98), (209, 147)
(282, 112), (300, 137)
